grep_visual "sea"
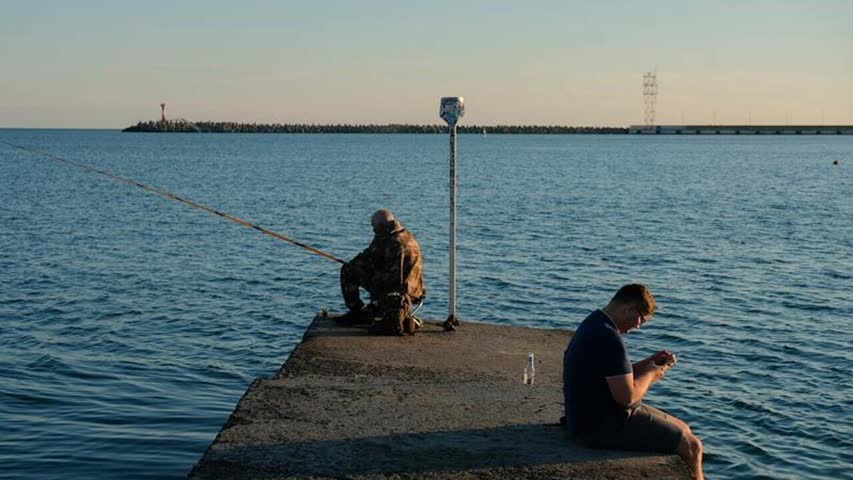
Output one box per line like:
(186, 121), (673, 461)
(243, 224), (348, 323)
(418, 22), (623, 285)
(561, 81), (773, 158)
(0, 130), (850, 480)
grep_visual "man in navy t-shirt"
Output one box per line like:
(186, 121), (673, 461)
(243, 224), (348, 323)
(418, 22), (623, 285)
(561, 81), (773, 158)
(563, 284), (705, 480)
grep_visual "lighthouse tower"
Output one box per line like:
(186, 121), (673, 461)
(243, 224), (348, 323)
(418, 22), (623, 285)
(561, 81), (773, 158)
(160, 102), (166, 122)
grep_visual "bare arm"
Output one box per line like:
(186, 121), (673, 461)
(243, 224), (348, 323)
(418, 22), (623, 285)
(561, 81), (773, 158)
(632, 358), (652, 376)
(606, 364), (667, 408)
(632, 350), (674, 376)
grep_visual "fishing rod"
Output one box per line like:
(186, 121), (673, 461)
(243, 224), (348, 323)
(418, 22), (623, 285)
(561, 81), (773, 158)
(1, 140), (346, 264)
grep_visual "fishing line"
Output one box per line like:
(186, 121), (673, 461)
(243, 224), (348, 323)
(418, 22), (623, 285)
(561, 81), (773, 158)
(1, 140), (346, 264)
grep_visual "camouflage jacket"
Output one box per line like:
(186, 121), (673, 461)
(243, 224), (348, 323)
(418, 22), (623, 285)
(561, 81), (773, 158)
(351, 221), (425, 303)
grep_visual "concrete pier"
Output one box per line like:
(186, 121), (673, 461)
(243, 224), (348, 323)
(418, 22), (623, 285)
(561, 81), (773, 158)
(187, 316), (690, 479)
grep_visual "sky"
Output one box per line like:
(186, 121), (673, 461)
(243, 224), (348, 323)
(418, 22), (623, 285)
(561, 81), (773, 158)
(1, 0), (851, 128)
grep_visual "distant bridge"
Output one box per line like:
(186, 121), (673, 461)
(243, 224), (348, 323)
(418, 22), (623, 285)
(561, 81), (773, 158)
(629, 125), (853, 135)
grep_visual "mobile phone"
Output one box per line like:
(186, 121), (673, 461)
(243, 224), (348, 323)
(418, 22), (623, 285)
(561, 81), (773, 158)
(654, 353), (677, 367)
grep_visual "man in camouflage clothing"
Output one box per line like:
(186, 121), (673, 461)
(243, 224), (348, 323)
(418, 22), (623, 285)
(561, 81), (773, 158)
(338, 209), (425, 335)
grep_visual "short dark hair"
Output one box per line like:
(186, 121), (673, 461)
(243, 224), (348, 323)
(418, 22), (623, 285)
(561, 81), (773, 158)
(611, 284), (656, 316)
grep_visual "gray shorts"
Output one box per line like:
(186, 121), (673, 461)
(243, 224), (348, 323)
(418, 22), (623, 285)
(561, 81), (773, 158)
(580, 404), (684, 454)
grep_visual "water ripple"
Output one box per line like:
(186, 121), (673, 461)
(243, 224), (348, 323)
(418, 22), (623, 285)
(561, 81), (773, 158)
(2, 131), (852, 480)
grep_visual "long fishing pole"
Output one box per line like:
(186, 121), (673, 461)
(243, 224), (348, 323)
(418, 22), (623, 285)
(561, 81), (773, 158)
(1, 140), (346, 264)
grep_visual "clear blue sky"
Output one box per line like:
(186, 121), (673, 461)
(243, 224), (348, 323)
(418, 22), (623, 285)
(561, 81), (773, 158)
(1, 0), (851, 127)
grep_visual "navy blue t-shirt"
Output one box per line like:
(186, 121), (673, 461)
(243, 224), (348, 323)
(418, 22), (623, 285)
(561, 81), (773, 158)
(563, 309), (632, 435)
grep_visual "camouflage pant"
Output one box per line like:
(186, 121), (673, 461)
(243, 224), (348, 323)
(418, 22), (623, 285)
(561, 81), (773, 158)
(340, 263), (418, 335)
(340, 261), (373, 312)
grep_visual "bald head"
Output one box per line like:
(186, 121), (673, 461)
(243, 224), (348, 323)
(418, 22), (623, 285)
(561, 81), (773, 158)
(371, 209), (397, 235)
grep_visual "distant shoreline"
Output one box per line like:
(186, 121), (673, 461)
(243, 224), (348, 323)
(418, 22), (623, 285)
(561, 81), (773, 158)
(122, 121), (627, 134)
(122, 121), (853, 135)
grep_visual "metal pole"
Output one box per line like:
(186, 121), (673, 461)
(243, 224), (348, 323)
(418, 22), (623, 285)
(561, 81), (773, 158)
(448, 123), (458, 324)
(439, 97), (464, 331)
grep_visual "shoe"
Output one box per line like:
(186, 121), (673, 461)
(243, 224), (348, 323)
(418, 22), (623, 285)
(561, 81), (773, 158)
(368, 318), (404, 336)
(335, 309), (370, 325)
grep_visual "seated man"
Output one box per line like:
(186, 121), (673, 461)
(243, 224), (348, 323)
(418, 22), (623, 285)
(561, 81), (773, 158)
(338, 209), (425, 335)
(562, 284), (704, 480)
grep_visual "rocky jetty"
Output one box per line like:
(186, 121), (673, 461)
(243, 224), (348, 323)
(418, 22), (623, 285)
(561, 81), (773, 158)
(123, 120), (628, 134)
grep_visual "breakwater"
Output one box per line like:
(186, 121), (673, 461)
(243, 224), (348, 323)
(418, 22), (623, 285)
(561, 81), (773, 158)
(123, 120), (627, 134)
(125, 121), (853, 135)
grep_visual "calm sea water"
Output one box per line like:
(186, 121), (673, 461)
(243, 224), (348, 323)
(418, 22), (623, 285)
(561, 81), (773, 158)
(1, 130), (850, 479)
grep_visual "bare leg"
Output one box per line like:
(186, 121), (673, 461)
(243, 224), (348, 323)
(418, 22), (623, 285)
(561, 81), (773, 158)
(676, 431), (704, 480)
(645, 406), (703, 480)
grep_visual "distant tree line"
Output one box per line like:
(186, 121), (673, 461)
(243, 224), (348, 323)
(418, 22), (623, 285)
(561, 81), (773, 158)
(123, 120), (628, 134)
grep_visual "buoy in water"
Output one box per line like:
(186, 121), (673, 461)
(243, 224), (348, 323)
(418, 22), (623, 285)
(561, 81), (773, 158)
(833, 160), (840, 165)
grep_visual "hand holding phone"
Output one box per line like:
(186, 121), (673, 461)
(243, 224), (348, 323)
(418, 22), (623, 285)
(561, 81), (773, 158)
(653, 351), (677, 368)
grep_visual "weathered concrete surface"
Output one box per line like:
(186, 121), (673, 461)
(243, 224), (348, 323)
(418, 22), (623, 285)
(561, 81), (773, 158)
(188, 316), (690, 479)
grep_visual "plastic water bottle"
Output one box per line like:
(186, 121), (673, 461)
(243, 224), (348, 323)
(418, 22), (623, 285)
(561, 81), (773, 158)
(523, 352), (535, 385)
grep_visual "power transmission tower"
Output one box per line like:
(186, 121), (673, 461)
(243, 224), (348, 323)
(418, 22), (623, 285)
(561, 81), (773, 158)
(643, 72), (658, 132)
